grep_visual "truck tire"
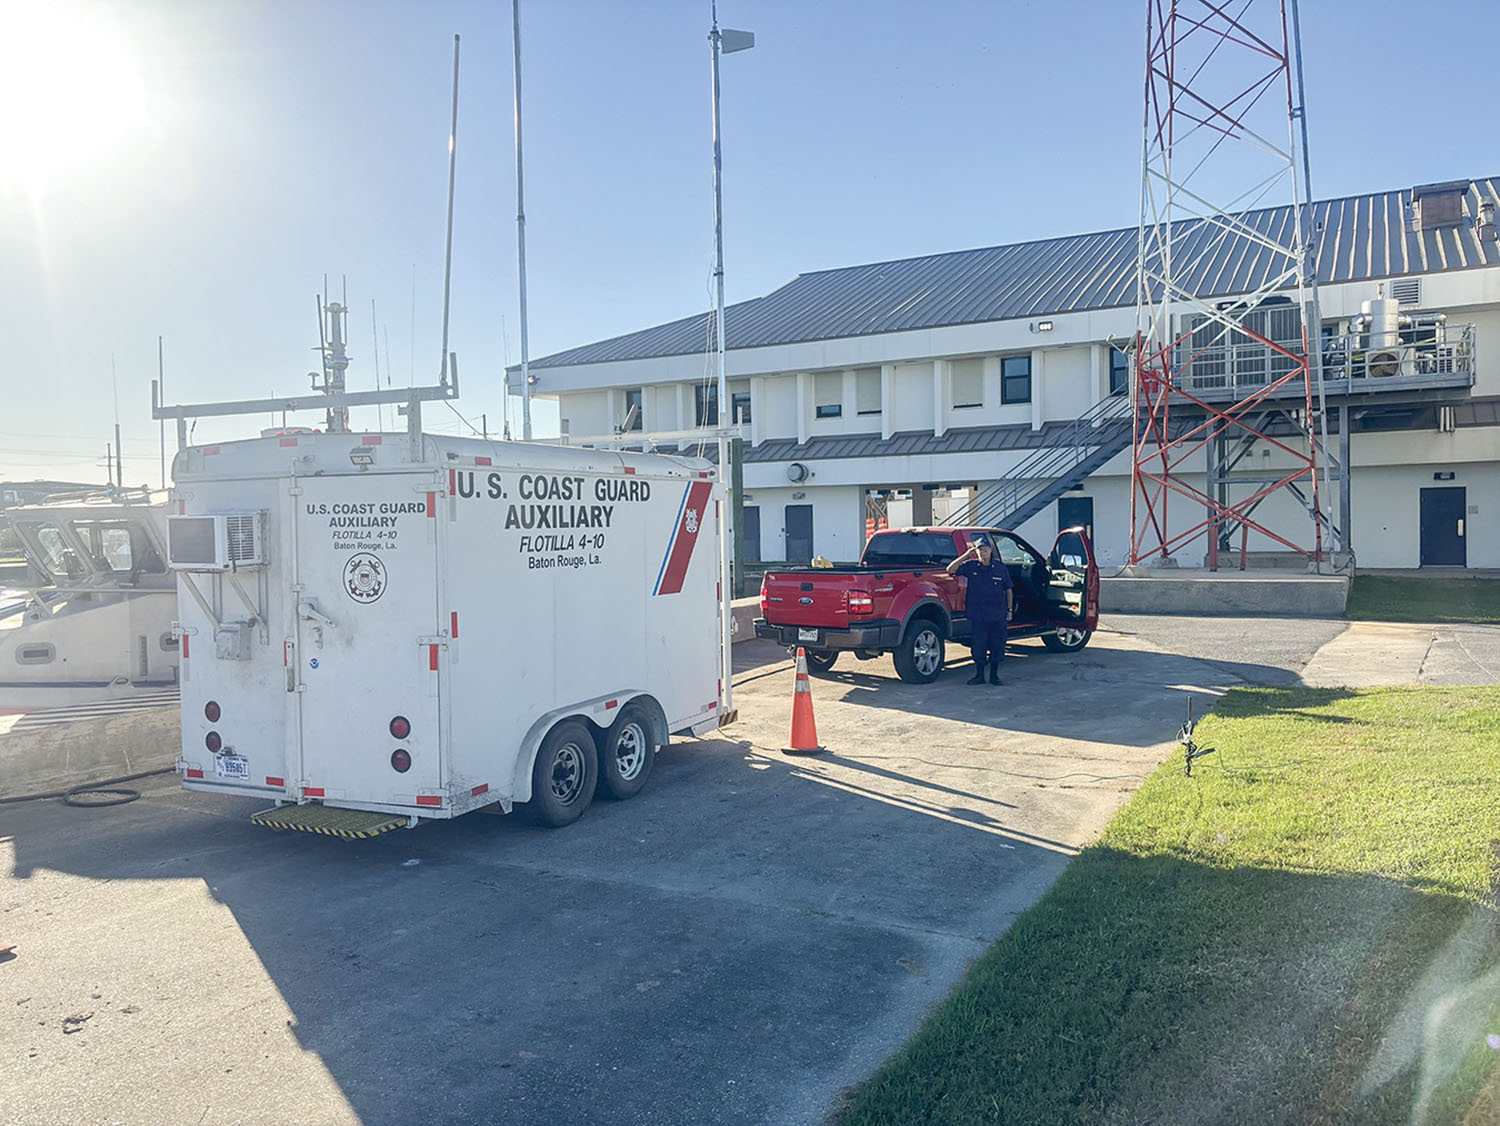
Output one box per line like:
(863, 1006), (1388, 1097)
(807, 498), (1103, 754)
(1042, 627), (1092, 653)
(525, 719), (598, 827)
(598, 703), (657, 801)
(804, 650), (838, 675)
(893, 620), (945, 684)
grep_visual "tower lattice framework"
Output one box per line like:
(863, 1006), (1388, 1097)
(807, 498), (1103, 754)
(1130, 0), (1332, 568)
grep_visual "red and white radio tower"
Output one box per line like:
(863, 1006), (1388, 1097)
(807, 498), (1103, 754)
(1130, 0), (1336, 569)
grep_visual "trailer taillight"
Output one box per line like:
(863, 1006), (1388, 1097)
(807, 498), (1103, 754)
(204, 701), (221, 723)
(847, 590), (874, 615)
(205, 731), (222, 753)
(389, 716), (411, 739)
(390, 749), (412, 773)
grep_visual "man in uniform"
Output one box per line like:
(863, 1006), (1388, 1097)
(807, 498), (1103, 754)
(946, 534), (1014, 685)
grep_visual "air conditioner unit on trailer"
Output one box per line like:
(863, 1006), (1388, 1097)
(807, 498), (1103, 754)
(167, 512), (265, 571)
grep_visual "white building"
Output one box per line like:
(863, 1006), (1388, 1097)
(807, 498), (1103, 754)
(511, 176), (1500, 572)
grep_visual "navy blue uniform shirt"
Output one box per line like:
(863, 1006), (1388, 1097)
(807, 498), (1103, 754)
(955, 558), (1013, 622)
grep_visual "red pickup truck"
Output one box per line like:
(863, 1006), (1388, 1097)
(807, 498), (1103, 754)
(755, 526), (1100, 683)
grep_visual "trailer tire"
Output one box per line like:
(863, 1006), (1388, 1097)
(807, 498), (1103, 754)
(598, 704), (657, 801)
(893, 619), (945, 684)
(525, 719), (598, 827)
(804, 650), (838, 675)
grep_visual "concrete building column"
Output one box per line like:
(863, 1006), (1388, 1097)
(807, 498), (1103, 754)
(1090, 344), (1106, 402)
(881, 365), (895, 441)
(749, 376), (764, 446)
(796, 371), (810, 446)
(933, 359), (947, 438)
(1031, 349), (1045, 431)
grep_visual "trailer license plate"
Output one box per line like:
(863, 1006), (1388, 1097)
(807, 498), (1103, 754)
(214, 755), (249, 780)
(797, 627), (819, 642)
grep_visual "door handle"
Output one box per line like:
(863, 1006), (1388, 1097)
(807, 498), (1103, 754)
(1458, 519), (1465, 537)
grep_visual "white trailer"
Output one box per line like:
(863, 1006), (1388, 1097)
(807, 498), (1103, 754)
(166, 431), (733, 837)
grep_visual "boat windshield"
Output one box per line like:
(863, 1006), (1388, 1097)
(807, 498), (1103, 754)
(68, 519), (166, 575)
(21, 522), (93, 581)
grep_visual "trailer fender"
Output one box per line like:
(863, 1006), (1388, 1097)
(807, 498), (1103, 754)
(510, 689), (658, 805)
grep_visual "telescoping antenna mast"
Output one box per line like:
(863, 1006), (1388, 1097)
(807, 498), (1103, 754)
(153, 36), (466, 459)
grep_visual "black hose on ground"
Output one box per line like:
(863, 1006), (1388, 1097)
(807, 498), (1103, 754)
(0, 767), (173, 807)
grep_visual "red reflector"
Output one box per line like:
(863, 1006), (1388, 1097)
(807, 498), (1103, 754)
(362, 435), (382, 445)
(181, 633), (189, 659)
(623, 466), (636, 475)
(605, 699), (618, 710)
(389, 715), (411, 739)
(426, 491), (436, 517)
(475, 456), (491, 466)
(205, 731), (222, 753)
(471, 783), (489, 797)
(204, 700), (221, 723)
(185, 768), (204, 779)
(450, 611), (458, 638)
(415, 794), (442, 807)
(279, 436), (298, 447)
(177, 499), (186, 515)
(304, 787), (325, 798)
(429, 645), (439, 670)
(203, 445), (221, 456)
(266, 776), (284, 787)
(448, 468), (456, 494)
(390, 749), (412, 773)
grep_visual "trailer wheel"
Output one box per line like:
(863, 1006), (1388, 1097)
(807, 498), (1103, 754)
(526, 719), (598, 827)
(598, 704), (658, 801)
(804, 650), (838, 675)
(892, 620), (944, 684)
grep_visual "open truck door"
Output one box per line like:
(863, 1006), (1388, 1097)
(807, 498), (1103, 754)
(1042, 526), (1100, 652)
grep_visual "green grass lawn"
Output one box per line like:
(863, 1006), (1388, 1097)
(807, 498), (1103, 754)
(1346, 575), (1500, 624)
(836, 686), (1500, 1125)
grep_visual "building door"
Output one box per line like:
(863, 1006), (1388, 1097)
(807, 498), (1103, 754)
(1419, 487), (1467, 566)
(784, 504), (813, 563)
(1058, 495), (1094, 543)
(742, 506), (761, 564)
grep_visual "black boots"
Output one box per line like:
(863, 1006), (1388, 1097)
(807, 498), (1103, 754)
(988, 668), (1002, 685)
(966, 672), (986, 685)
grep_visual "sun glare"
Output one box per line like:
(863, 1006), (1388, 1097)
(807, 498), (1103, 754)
(0, 1), (149, 188)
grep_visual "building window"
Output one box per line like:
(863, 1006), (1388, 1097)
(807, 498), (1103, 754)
(951, 358), (983, 409)
(855, 368), (881, 415)
(621, 387), (643, 430)
(694, 384), (718, 427)
(1001, 354), (1031, 404)
(731, 390), (751, 425)
(814, 371), (842, 419)
(1109, 348), (1129, 396)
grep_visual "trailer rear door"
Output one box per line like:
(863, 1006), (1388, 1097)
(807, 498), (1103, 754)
(292, 474), (443, 808)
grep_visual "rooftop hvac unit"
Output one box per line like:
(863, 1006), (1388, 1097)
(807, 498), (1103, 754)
(167, 512), (266, 571)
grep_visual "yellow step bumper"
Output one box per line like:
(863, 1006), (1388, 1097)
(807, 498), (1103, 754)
(250, 804), (410, 839)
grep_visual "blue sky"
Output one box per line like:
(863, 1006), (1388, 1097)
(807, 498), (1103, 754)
(0, 0), (1494, 483)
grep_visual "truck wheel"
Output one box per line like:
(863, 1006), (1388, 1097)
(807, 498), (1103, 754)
(598, 704), (657, 801)
(893, 620), (945, 684)
(1042, 627), (1092, 653)
(804, 650), (838, 675)
(526, 719), (598, 827)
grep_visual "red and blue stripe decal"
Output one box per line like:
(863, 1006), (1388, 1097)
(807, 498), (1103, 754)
(654, 480), (714, 596)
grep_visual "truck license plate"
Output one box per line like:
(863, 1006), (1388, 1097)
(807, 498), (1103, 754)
(214, 755), (249, 780)
(797, 627), (820, 642)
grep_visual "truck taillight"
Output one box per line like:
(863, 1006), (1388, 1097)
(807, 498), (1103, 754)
(204, 700), (221, 723)
(205, 731), (222, 753)
(390, 749), (412, 773)
(759, 578), (769, 615)
(390, 716), (411, 739)
(848, 590), (874, 615)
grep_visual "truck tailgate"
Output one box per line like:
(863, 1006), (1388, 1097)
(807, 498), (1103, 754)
(761, 571), (856, 628)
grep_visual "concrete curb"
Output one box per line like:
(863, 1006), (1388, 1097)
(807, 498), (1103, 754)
(1100, 574), (1349, 616)
(0, 709), (180, 800)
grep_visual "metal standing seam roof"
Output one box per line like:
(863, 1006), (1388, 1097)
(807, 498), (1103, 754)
(523, 177), (1500, 373)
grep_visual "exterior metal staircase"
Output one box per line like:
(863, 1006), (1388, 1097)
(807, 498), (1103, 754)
(944, 392), (1133, 530)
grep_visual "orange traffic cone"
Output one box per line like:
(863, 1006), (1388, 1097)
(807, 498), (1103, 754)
(782, 647), (826, 756)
